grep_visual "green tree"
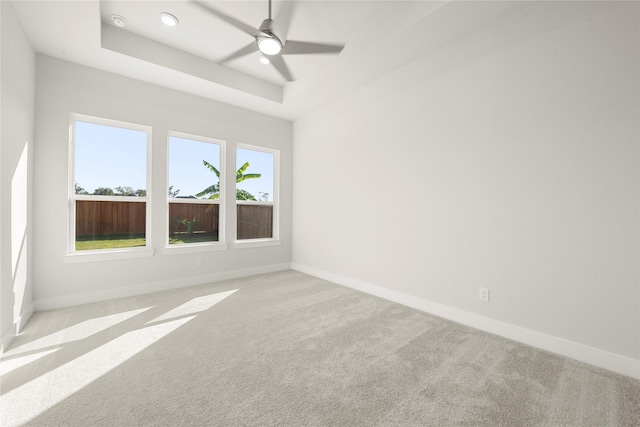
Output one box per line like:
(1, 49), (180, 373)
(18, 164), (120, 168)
(115, 186), (135, 196)
(75, 183), (89, 195)
(177, 216), (198, 235)
(114, 186), (146, 197)
(168, 185), (181, 198)
(93, 187), (115, 196)
(196, 160), (261, 201)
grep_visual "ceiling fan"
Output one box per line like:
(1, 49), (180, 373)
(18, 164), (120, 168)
(193, 0), (345, 82)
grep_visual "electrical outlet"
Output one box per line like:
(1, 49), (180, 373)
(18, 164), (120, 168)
(197, 257), (204, 266)
(479, 287), (490, 302)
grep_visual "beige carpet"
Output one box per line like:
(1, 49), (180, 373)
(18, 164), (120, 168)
(1, 270), (639, 426)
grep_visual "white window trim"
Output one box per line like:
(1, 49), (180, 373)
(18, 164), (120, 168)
(233, 238), (281, 249)
(65, 247), (155, 264)
(164, 131), (227, 254)
(163, 242), (228, 255)
(235, 143), (280, 245)
(65, 113), (153, 262)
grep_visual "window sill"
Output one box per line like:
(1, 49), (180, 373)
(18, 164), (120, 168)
(233, 239), (281, 249)
(162, 243), (228, 255)
(65, 247), (155, 263)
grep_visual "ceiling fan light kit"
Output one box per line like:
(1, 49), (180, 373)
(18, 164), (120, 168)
(257, 36), (282, 56)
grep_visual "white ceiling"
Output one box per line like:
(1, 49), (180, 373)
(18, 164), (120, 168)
(11, 0), (533, 120)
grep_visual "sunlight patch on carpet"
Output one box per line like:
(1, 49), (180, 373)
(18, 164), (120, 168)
(147, 289), (238, 324)
(3, 307), (152, 357)
(0, 315), (195, 426)
(0, 348), (59, 376)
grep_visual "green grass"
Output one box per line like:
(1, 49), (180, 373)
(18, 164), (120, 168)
(75, 232), (218, 250)
(75, 234), (146, 251)
(169, 232), (218, 245)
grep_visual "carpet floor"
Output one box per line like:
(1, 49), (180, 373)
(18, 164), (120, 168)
(1, 270), (639, 426)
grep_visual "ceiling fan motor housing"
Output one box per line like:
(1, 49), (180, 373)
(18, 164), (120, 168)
(258, 18), (274, 33)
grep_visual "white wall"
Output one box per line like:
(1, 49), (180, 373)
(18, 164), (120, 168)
(1, 0), (36, 350)
(33, 55), (292, 307)
(292, 1), (639, 375)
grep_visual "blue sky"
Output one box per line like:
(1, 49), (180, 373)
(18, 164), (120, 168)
(75, 121), (274, 201)
(236, 147), (274, 201)
(169, 136), (220, 198)
(75, 121), (147, 192)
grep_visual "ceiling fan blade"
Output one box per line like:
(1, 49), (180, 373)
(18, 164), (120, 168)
(191, 1), (261, 37)
(218, 42), (258, 63)
(269, 55), (294, 82)
(281, 40), (345, 55)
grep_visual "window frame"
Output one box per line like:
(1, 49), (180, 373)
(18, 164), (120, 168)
(66, 113), (154, 263)
(234, 143), (280, 248)
(164, 131), (228, 254)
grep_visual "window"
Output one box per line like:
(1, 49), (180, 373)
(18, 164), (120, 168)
(69, 115), (151, 255)
(167, 133), (225, 247)
(236, 145), (279, 242)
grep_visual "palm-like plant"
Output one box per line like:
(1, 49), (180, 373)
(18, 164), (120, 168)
(196, 160), (261, 200)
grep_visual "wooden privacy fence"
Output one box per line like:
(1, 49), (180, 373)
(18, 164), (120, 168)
(169, 202), (218, 234)
(76, 200), (146, 236)
(76, 200), (272, 238)
(237, 204), (273, 239)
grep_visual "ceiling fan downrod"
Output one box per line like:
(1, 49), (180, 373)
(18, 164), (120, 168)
(259, 0), (274, 34)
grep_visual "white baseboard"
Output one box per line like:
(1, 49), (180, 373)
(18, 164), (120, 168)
(1, 302), (35, 354)
(34, 263), (292, 311)
(292, 263), (640, 380)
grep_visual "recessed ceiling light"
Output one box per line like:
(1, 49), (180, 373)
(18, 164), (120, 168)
(111, 14), (127, 27)
(259, 56), (270, 65)
(160, 12), (179, 27)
